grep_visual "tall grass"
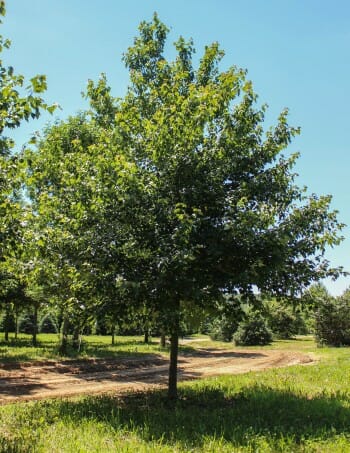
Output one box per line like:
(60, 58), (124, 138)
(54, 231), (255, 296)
(0, 338), (349, 452)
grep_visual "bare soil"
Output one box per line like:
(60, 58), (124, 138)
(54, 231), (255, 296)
(0, 348), (313, 404)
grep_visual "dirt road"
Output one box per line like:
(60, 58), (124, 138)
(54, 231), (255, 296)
(0, 348), (313, 404)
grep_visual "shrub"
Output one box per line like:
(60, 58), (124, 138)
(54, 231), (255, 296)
(233, 313), (272, 346)
(39, 314), (59, 333)
(209, 317), (238, 342)
(315, 297), (350, 346)
(268, 303), (307, 339)
(19, 313), (35, 334)
(208, 295), (243, 342)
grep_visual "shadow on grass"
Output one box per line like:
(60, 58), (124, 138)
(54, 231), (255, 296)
(0, 337), (160, 349)
(41, 385), (350, 449)
(0, 337), (55, 347)
(0, 337), (59, 363)
(178, 347), (264, 359)
(0, 337), (171, 363)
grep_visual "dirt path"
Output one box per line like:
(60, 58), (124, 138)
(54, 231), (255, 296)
(0, 349), (313, 404)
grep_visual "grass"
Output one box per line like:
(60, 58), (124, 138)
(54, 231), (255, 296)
(0, 332), (320, 364)
(186, 335), (317, 352)
(0, 335), (350, 451)
(0, 333), (170, 363)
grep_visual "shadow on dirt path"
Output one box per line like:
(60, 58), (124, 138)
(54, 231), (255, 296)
(0, 348), (313, 404)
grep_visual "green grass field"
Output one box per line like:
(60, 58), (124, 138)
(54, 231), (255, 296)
(0, 333), (169, 362)
(0, 335), (350, 452)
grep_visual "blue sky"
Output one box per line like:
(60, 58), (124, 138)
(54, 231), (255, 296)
(3, 1), (350, 295)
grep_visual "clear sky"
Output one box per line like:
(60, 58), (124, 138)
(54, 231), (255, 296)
(3, 1), (350, 295)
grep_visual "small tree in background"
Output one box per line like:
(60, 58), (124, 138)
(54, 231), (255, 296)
(39, 313), (59, 334)
(266, 299), (307, 339)
(233, 311), (273, 346)
(208, 295), (243, 342)
(314, 287), (350, 346)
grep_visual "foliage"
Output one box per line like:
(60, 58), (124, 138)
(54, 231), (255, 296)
(206, 295), (242, 341)
(0, 307), (15, 331)
(302, 282), (331, 310)
(24, 115), (119, 350)
(18, 312), (35, 334)
(314, 290), (350, 346)
(0, 0), (56, 348)
(0, 1), (55, 271)
(39, 313), (59, 334)
(0, 274), (32, 340)
(266, 299), (307, 339)
(119, 14), (344, 396)
(233, 312), (273, 346)
(209, 317), (237, 342)
(208, 296), (243, 342)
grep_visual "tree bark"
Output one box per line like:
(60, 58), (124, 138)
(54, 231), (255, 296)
(14, 306), (19, 340)
(4, 305), (10, 342)
(72, 326), (80, 350)
(160, 331), (166, 348)
(32, 304), (38, 346)
(168, 303), (180, 400)
(168, 328), (179, 400)
(144, 329), (149, 344)
(111, 324), (115, 345)
(59, 316), (68, 355)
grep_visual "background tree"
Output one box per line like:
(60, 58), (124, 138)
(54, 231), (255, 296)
(0, 273), (24, 340)
(233, 310), (273, 346)
(264, 298), (307, 339)
(208, 295), (244, 342)
(0, 1), (54, 250)
(0, 0), (55, 339)
(308, 285), (350, 346)
(24, 111), (147, 352)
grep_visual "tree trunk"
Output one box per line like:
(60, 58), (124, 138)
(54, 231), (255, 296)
(160, 331), (166, 348)
(72, 326), (80, 350)
(144, 329), (149, 344)
(168, 328), (179, 400)
(111, 324), (115, 345)
(14, 307), (19, 340)
(32, 304), (38, 346)
(59, 316), (68, 355)
(4, 305), (10, 342)
(168, 303), (180, 400)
